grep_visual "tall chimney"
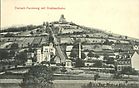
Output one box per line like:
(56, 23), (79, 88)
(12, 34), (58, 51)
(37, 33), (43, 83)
(79, 42), (81, 59)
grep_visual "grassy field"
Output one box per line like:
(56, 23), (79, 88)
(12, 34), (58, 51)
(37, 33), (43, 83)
(0, 80), (139, 88)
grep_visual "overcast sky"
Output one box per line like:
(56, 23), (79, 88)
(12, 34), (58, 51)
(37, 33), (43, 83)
(1, 0), (139, 38)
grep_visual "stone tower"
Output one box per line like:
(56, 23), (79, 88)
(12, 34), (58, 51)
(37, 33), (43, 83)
(59, 14), (66, 23)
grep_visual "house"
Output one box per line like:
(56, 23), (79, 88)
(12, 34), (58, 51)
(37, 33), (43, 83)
(25, 59), (32, 66)
(66, 45), (73, 58)
(131, 51), (139, 71)
(117, 59), (131, 71)
(66, 45), (73, 51)
(65, 60), (73, 68)
(27, 51), (34, 59)
(116, 53), (132, 71)
(42, 43), (56, 61)
(36, 48), (43, 63)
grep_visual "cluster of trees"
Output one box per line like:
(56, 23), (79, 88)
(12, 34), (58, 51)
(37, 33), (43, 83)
(69, 44), (104, 68)
(87, 51), (99, 59)
(0, 49), (27, 66)
(113, 66), (139, 79)
(69, 43), (86, 59)
(103, 39), (114, 45)
(20, 65), (54, 88)
(103, 56), (115, 65)
(0, 50), (12, 61)
(93, 60), (103, 67)
(59, 31), (86, 36)
(120, 67), (139, 75)
(10, 43), (19, 49)
(15, 50), (28, 65)
(75, 58), (85, 67)
(72, 31), (86, 35)
(0, 25), (38, 33)
(4, 33), (15, 37)
(69, 43), (86, 67)
(49, 35), (54, 43)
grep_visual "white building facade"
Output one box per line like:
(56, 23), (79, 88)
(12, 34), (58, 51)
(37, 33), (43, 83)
(36, 43), (56, 63)
(131, 51), (139, 71)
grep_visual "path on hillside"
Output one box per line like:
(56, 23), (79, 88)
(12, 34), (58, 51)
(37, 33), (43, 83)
(49, 27), (66, 63)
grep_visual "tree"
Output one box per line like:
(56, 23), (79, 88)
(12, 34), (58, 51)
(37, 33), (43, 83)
(4, 33), (14, 37)
(86, 35), (89, 38)
(49, 36), (54, 43)
(125, 36), (127, 39)
(81, 52), (86, 59)
(61, 66), (67, 73)
(70, 43), (83, 59)
(103, 39), (110, 45)
(20, 65), (54, 88)
(9, 50), (15, 57)
(121, 67), (138, 75)
(0, 50), (9, 60)
(81, 82), (93, 88)
(30, 31), (34, 35)
(105, 57), (115, 64)
(75, 58), (85, 67)
(36, 29), (39, 33)
(43, 22), (46, 26)
(50, 58), (56, 64)
(69, 50), (78, 59)
(103, 54), (109, 60)
(94, 54), (99, 59)
(94, 74), (100, 81)
(15, 51), (27, 65)
(87, 51), (94, 58)
(93, 60), (102, 67)
(10, 43), (19, 49)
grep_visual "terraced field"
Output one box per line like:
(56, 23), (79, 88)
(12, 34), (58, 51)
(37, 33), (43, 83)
(0, 42), (13, 48)
(60, 38), (74, 44)
(0, 37), (16, 42)
(19, 38), (34, 48)
(40, 36), (49, 45)
(31, 37), (42, 47)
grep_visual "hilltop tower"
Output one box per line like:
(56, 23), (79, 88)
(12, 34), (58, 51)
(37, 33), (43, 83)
(59, 14), (66, 23)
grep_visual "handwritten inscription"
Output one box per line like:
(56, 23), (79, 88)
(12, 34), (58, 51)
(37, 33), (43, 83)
(15, 6), (65, 10)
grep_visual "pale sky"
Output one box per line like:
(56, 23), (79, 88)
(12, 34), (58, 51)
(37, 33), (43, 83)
(1, 0), (139, 38)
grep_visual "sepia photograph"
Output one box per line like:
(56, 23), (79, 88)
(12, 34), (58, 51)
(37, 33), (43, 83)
(0, 0), (139, 88)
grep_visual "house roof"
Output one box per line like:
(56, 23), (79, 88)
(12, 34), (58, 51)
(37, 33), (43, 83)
(136, 50), (139, 54)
